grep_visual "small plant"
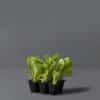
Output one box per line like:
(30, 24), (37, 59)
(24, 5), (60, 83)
(49, 57), (73, 94)
(38, 53), (61, 82)
(25, 53), (73, 95)
(25, 56), (44, 92)
(37, 53), (61, 93)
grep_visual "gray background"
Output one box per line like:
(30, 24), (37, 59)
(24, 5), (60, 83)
(0, 0), (100, 100)
(0, 0), (100, 68)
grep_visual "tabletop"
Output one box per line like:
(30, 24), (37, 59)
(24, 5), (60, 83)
(0, 68), (99, 100)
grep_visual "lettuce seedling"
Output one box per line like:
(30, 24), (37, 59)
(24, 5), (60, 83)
(25, 56), (44, 82)
(25, 53), (73, 85)
(38, 53), (61, 83)
(52, 57), (73, 85)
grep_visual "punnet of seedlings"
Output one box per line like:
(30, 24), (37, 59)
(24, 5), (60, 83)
(25, 53), (73, 95)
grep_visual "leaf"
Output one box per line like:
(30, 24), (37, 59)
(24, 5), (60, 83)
(38, 71), (48, 83)
(44, 54), (50, 60)
(52, 70), (62, 85)
(57, 58), (65, 71)
(64, 57), (73, 67)
(52, 53), (61, 61)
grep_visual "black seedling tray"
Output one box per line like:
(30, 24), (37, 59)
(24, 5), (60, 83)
(28, 80), (65, 95)
(48, 80), (65, 95)
(39, 82), (49, 94)
(28, 80), (40, 93)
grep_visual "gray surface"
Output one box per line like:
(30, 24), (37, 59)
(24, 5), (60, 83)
(0, 68), (99, 100)
(0, 0), (100, 68)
